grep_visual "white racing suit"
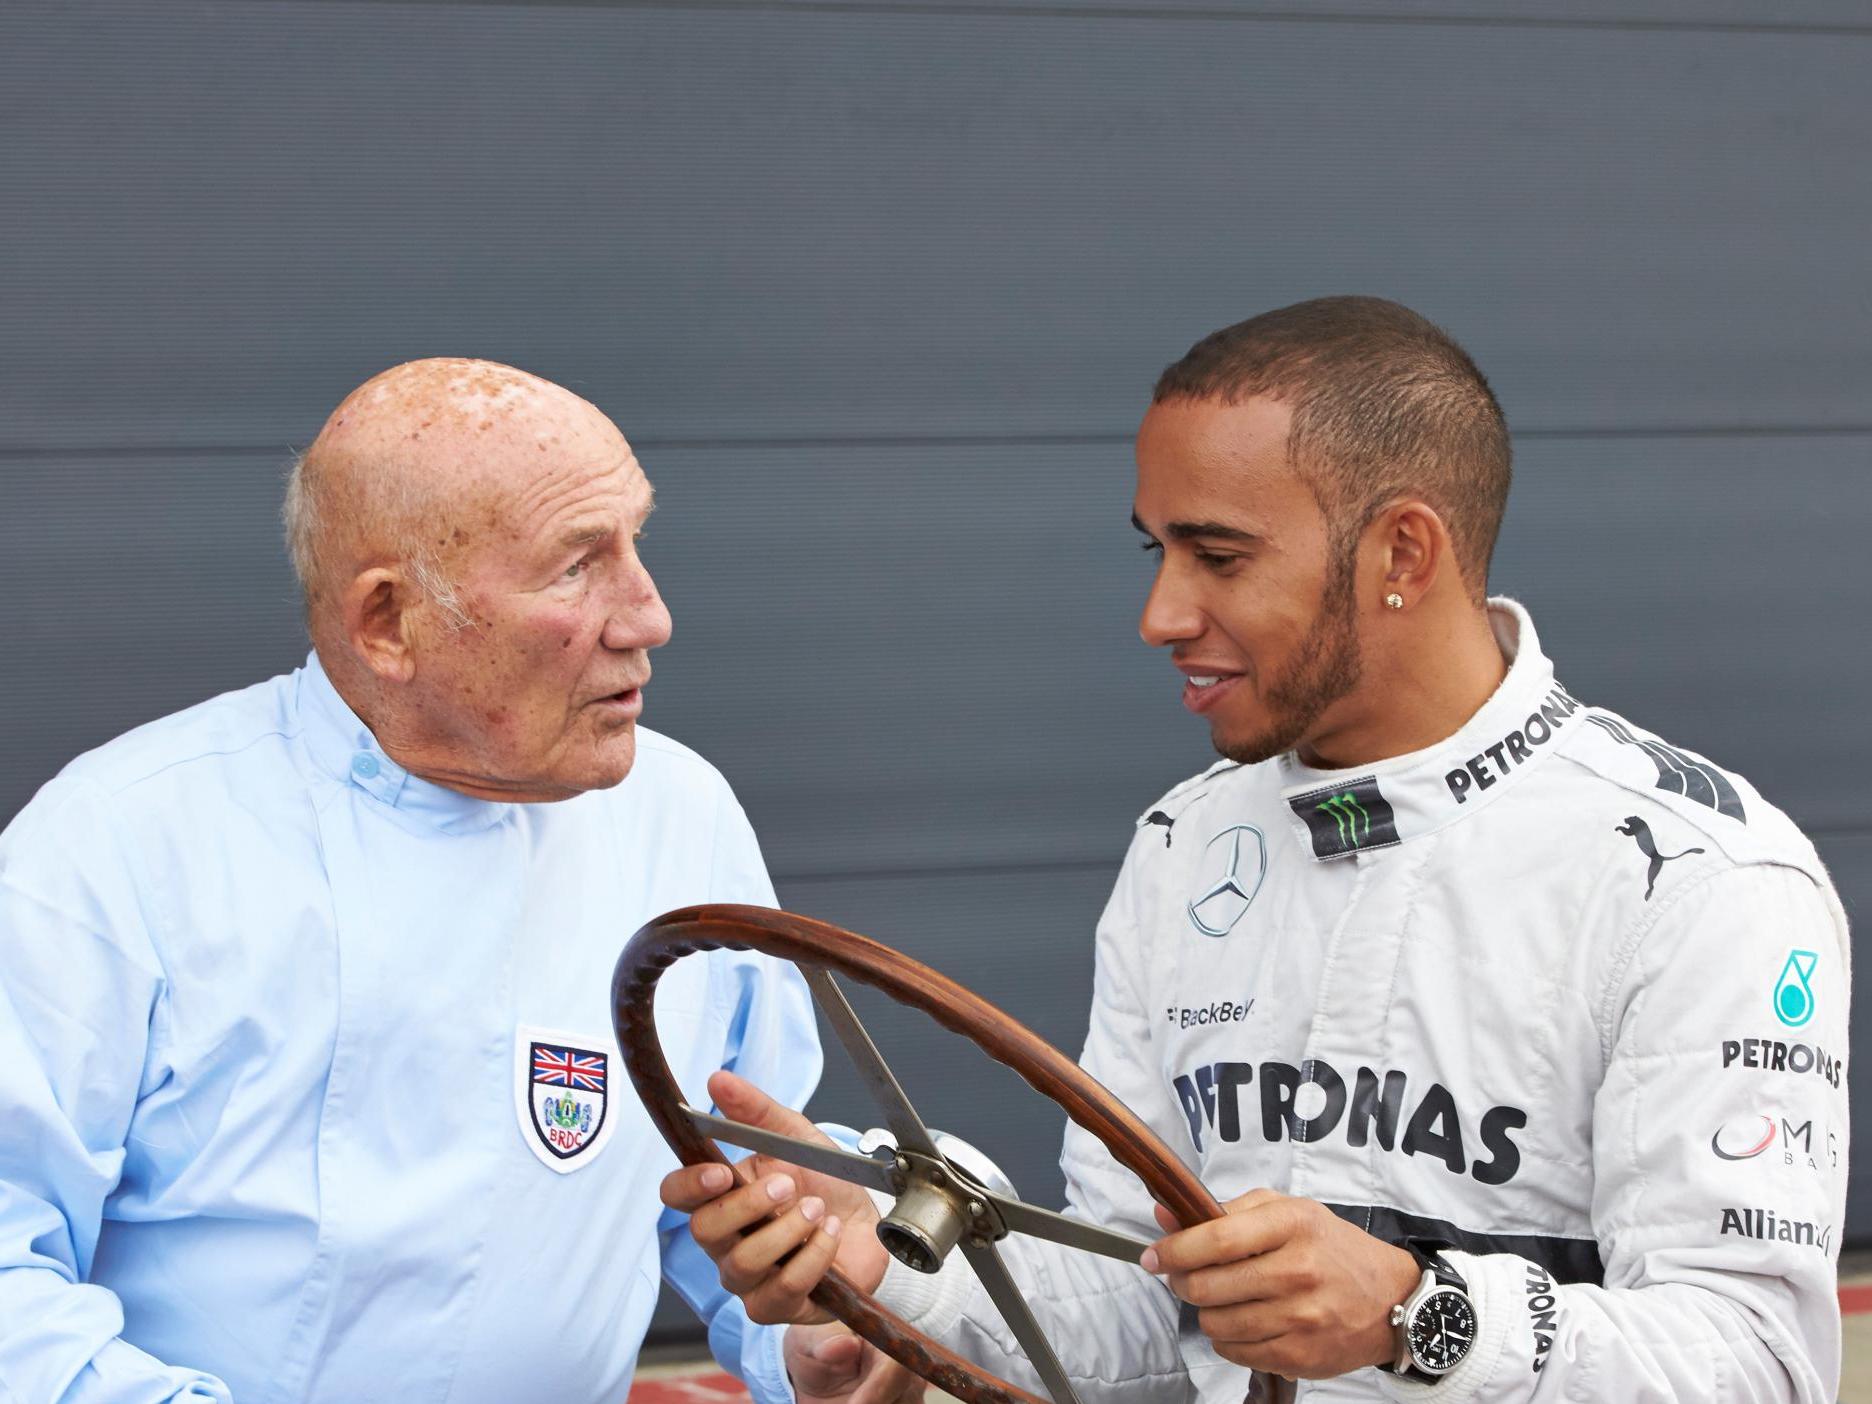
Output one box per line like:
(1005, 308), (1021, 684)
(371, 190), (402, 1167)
(877, 600), (1849, 1402)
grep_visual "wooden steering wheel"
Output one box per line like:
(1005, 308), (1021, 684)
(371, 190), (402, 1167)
(613, 903), (1227, 1404)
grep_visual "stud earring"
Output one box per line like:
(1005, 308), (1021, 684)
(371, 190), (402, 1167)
(1384, 592), (1405, 610)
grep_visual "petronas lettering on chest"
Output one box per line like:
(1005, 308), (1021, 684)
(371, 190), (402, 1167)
(1170, 1056), (1528, 1184)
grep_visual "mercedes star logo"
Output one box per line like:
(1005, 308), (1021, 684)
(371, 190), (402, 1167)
(1187, 824), (1268, 937)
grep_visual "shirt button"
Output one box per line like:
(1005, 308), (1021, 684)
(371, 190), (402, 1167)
(351, 754), (381, 779)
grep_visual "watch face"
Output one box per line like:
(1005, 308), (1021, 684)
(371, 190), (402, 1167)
(1407, 1287), (1476, 1373)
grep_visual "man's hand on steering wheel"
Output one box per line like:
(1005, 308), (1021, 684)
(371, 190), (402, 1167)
(658, 1069), (891, 1325)
(1144, 1188), (1419, 1379)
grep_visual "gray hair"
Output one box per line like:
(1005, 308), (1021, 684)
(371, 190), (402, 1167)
(282, 449), (474, 631)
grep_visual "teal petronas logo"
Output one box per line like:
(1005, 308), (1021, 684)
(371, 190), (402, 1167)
(1774, 950), (1819, 1029)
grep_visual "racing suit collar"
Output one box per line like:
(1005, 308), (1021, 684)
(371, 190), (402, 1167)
(1278, 598), (1585, 860)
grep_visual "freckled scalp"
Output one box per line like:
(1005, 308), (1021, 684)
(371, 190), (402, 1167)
(285, 357), (637, 628)
(336, 357), (547, 421)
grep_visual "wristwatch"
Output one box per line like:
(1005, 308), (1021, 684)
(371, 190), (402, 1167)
(1380, 1239), (1476, 1382)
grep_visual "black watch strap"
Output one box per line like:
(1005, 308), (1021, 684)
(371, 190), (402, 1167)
(1405, 1237), (1464, 1290)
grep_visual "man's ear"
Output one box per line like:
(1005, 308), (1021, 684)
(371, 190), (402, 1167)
(1369, 499), (1454, 609)
(342, 567), (417, 683)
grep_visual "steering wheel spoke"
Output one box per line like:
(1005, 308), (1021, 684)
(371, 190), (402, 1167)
(801, 963), (946, 1161)
(679, 1104), (902, 1197)
(981, 1191), (1154, 1266)
(959, 1237), (1085, 1404)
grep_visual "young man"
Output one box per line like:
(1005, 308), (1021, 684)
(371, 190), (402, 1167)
(666, 298), (1849, 1402)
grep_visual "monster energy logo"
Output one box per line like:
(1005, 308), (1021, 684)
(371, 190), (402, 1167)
(1289, 775), (1399, 859)
(1315, 791), (1372, 848)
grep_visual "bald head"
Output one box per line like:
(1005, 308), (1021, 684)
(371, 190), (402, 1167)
(283, 358), (671, 803)
(284, 358), (623, 626)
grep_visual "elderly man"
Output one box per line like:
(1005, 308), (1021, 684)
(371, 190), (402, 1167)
(0, 361), (863, 1403)
(667, 299), (1849, 1402)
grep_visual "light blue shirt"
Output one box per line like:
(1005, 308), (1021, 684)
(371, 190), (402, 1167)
(0, 655), (821, 1403)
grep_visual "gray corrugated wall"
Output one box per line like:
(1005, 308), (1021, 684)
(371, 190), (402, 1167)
(2, 0), (1867, 1345)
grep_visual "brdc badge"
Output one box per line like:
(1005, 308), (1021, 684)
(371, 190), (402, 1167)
(514, 1025), (616, 1172)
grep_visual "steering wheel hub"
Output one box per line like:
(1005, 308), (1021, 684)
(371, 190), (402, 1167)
(878, 1149), (1007, 1273)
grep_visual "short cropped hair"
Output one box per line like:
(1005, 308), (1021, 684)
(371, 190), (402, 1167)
(1152, 296), (1511, 599)
(282, 449), (471, 630)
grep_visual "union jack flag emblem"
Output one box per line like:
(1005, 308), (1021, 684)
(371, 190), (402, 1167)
(516, 1028), (614, 1172)
(532, 1045), (607, 1093)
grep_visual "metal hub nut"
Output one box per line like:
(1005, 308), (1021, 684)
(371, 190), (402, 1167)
(877, 1179), (970, 1274)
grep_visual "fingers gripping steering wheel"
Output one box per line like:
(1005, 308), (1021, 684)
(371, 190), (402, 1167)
(614, 904), (1226, 1404)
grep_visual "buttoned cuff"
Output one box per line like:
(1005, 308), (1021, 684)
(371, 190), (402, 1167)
(740, 1319), (798, 1404)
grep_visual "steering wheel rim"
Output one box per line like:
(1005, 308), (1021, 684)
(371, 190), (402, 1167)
(614, 903), (1223, 1404)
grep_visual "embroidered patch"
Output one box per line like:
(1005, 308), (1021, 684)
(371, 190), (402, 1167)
(514, 1025), (616, 1172)
(1287, 775), (1401, 859)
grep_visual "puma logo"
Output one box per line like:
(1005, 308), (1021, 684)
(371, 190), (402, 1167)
(1616, 816), (1704, 900)
(1143, 810), (1176, 847)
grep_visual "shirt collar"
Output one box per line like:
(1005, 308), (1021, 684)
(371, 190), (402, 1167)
(1277, 598), (1584, 860)
(295, 651), (512, 834)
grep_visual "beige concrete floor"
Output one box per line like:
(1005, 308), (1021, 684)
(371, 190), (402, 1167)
(1843, 1307), (1872, 1401)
